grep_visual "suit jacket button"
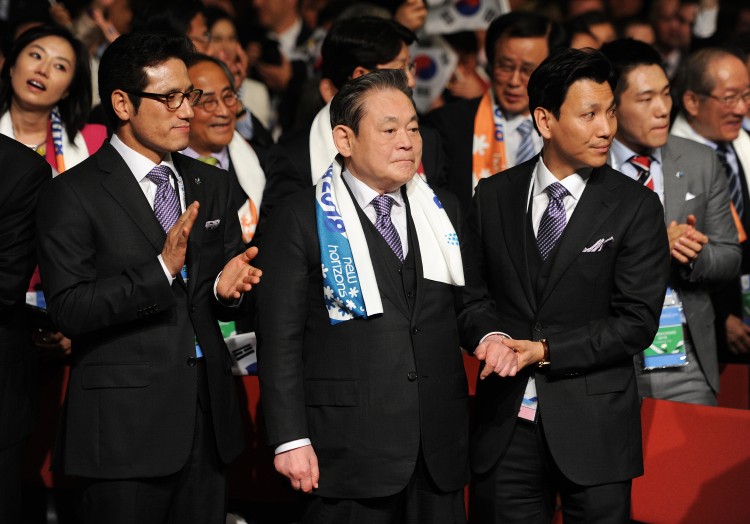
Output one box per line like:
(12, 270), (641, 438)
(187, 357), (197, 367)
(190, 305), (196, 313)
(407, 371), (418, 381)
(406, 291), (414, 299)
(412, 327), (420, 335)
(534, 322), (542, 332)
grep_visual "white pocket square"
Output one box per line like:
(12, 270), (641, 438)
(205, 219), (220, 230)
(582, 236), (614, 253)
(685, 192), (696, 201)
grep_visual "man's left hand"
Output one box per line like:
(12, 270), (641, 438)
(216, 246), (262, 301)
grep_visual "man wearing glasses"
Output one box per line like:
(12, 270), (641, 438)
(36, 33), (262, 523)
(423, 12), (560, 215)
(671, 47), (750, 363)
(181, 54), (267, 247)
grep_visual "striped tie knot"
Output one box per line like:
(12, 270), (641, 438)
(372, 194), (394, 217)
(546, 181), (569, 201)
(147, 164), (173, 186)
(537, 182), (569, 260)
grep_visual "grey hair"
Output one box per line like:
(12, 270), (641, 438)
(673, 47), (744, 102)
(330, 69), (414, 135)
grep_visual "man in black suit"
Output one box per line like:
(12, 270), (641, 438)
(0, 134), (50, 523)
(261, 16), (445, 219)
(256, 69), (514, 524)
(423, 12), (559, 214)
(469, 48), (670, 522)
(36, 34), (261, 523)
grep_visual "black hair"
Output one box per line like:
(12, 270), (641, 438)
(97, 32), (195, 128)
(321, 17), (415, 90)
(330, 69), (413, 135)
(600, 38), (665, 102)
(484, 12), (562, 70)
(130, 0), (204, 37)
(0, 24), (92, 139)
(527, 47), (614, 133)
(562, 10), (613, 47)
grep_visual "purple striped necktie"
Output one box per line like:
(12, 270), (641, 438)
(537, 182), (569, 260)
(371, 194), (404, 262)
(147, 165), (181, 233)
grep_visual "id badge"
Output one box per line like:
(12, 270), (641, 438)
(741, 275), (750, 324)
(641, 288), (687, 369)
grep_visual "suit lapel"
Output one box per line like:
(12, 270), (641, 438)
(661, 142), (686, 223)
(175, 155), (204, 300)
(99, 144), (166, 255)
(499, 168), (537, 311)
(539, 167), (617, 308)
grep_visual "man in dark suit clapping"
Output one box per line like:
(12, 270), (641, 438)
(36, 33), (261, 523)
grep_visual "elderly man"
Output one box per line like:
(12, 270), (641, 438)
(602, 38), (740, 405)
(256, 69), (513, 524)
(181, 54), (266, 247)
(469, 48), (670, 522)
(671, 48), (750, 361)
(36, 34), (261, 522)
(423, 11), (560, 214)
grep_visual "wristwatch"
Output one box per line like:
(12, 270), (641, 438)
(537, 339), (550, 368)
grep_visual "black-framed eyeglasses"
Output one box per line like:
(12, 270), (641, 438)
(194, 91), (239, 113)
(125, 88), (203, 110)
(700, 91), (750, 108)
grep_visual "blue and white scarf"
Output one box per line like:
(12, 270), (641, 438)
(316, 159), (465, 325)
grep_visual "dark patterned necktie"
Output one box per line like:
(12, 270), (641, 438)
(537, 182), (569, 260)
(147, 165), (181, 233)
(371, 195), (404, 262)
(628, 155), (654, 190)
(716, 143), (744, 218)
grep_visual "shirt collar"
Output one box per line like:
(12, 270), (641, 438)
(180, 146), (230, 170)
(533, 155), (588, 202)
(342, 167), (405, 211)
(110, 133), (178, 183)
(611, 138), (662, 171)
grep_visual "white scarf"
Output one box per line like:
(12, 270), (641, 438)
(315, 159), (464, 324)
(308, 102), (339, 185)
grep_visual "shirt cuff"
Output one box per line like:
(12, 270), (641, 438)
(214, 271), (243, 307)
(158, 254), (176, 285)
(480, 331), (511, 344)
(275, 438), (312, 455)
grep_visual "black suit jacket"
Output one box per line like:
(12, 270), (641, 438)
(0, 135), (50, 449)
(36, 143), (247, 478)
(422, 97), (482, 215)
(260, 125), (447, 222)
(469, 157), (670, 486)
(256, 179), (500, 499)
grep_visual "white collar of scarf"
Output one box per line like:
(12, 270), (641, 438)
(309, 102), (338, 185)
(0, 110), (89, 176)
(228, 131), (265, 208)
(316, 159), (465, 323)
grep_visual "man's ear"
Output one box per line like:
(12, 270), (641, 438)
(682, 90), (700, 118)
(351, 66), (370, 80)
(111, 90), (133, 122)
(534, 107), (553, 140)
(332, 124), (354, 157)
(319, 79), (337, 103)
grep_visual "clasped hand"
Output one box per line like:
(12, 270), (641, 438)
(474, 335), (545, 380)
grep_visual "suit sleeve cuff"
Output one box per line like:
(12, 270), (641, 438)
(275, 439), (312, 455)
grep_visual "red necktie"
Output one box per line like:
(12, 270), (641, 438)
(628, 155), (654, 191)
